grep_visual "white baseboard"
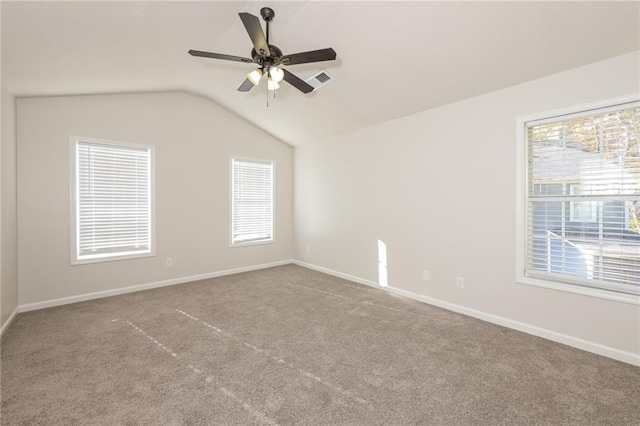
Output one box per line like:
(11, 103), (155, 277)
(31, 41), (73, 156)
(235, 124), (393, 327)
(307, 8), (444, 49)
(0, 306), (19, 338)
(19, 259), (294, 313)
(293, 260), (640, 367)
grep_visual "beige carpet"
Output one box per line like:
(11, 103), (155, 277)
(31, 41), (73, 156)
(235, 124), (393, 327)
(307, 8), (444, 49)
(1, 264), (639, 425)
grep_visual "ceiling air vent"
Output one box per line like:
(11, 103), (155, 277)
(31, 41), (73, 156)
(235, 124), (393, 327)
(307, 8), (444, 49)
(305, 70), (334, 90)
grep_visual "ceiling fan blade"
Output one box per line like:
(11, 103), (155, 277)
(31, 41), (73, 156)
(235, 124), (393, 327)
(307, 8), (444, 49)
(238, 12), (271, 57)
(281, 48), (336, 66)
(188, 50), (254, 63)
(237, 78), (255, 92)
(282, 69), (314, 94)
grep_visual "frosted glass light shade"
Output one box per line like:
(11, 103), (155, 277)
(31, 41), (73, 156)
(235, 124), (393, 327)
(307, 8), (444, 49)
(247, 68), (263, 85)
(269, 67), (284, 83)
(267, 77), (280, 91)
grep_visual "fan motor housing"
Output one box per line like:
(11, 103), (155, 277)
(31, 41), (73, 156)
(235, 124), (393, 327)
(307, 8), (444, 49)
(251, 45), (283, 65)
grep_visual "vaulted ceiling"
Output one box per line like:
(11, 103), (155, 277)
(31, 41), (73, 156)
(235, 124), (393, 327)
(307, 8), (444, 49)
(3, 1), (639, 146)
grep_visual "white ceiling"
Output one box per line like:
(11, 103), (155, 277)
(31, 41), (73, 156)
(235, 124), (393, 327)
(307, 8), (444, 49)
(3, 1), (639, 146)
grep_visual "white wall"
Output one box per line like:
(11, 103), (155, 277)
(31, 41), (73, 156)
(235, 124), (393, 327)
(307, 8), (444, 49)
(17, 92), (293, 306)
(1, 84), (18, 327)
(294, 52), (640, 358)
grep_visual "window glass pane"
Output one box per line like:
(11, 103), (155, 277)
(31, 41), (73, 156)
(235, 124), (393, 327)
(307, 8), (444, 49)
(569, 185), (597, 222)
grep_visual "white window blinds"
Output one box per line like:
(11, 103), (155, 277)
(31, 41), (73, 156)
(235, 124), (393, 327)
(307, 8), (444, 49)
(75, 140), (152, 261)
(526, 102), (640, 295)
(231, 158), (273, 245)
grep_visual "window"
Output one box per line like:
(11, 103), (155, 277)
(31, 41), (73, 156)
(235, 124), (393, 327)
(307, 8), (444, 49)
(230, 157), (274, 246)
(71, 137), (154, 264)
(520, 99), (640, 298)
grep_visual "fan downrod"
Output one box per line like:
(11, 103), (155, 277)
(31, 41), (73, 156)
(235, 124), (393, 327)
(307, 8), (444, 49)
(260, 7), (275, 22)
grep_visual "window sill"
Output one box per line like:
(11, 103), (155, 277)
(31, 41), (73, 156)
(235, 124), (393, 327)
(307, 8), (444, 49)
(229, 239), (274, 248)
(71, 251), (155, 265)
(517, 275), (640, 305)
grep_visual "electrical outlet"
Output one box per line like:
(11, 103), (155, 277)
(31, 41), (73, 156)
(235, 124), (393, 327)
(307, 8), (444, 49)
(456, 276), (464, 288)
(165, 258), (173, 267)
(422, 270), (431, 281)
(305, 246), (310, 254)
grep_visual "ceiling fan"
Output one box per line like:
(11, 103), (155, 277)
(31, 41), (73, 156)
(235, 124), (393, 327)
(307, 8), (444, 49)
(188, 7), (336, 94)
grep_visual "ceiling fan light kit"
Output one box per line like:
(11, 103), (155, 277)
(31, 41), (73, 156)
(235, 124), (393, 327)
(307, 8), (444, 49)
(188, 7), (336, 98)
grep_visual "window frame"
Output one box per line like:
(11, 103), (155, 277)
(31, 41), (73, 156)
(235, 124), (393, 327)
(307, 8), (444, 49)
(516, 95), (640, 305)
(69, 136), (156, 265)
(229, 156), (275, 247)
